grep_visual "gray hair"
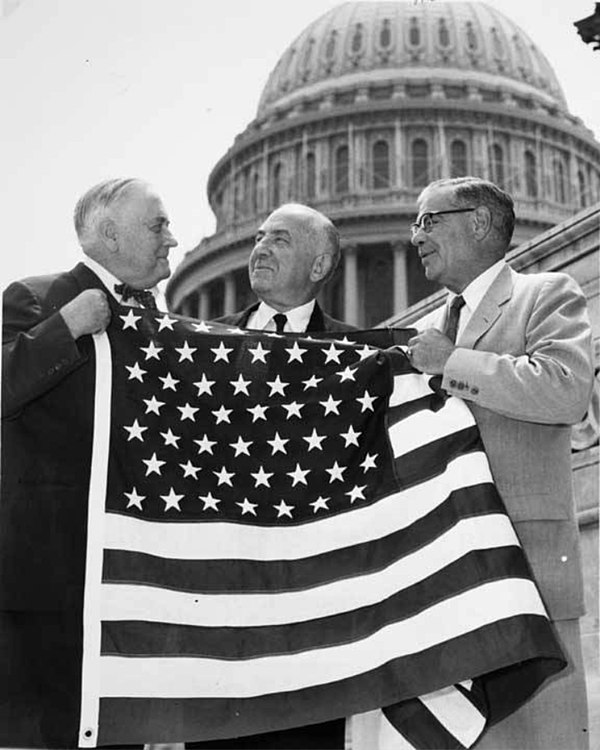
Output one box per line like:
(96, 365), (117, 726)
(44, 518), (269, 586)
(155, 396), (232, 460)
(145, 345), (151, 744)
(421, 176), (515, 246)
(73, 177), (143, 240)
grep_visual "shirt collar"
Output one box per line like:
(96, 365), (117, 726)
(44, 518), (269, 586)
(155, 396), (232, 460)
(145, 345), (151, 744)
(449, 259), (506, 314)
(253, 299), (316, 333)
(81, 256), (123, 302)
(81, 256), (159, 305)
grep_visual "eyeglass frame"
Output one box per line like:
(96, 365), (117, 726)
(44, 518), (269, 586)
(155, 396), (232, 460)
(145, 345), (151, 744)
(410, 207), (477, 236)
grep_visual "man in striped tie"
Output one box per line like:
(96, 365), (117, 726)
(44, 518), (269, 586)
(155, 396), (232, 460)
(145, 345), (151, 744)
(404, 176), (593, 750)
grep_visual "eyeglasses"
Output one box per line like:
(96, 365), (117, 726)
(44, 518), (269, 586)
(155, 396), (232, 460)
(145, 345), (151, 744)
(410, 208), (476, 235)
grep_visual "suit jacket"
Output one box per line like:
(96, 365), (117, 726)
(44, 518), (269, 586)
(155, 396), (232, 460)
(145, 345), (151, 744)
(215, 300), (356, 333)
(1, 262), (106, 611)
(417, 265), (593, 621)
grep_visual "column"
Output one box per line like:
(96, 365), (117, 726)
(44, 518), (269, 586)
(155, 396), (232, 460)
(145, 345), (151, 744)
(392, 242), (409, 314)
(224, 273), (236, 316)
(394, 117), (403, 188)
(198, 287), (209, 321)
(343, 244), (359, 326)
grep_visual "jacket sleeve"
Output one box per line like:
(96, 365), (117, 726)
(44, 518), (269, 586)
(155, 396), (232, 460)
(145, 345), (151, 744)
(2, 280), (85, 418)
(441, 273), (593, 425)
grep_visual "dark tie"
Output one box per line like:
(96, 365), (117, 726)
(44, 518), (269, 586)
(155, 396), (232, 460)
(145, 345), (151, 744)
(272, 313), (288, 333)
(443, 295), (465, 344)
(114, 283), (158, 311)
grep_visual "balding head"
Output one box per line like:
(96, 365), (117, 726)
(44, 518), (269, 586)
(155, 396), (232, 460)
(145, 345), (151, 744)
(248, 203), (340, 311)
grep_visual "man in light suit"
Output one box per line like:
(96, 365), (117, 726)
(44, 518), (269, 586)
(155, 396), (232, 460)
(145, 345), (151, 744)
(1, 177), (177, 748)
(406, 176), (593, 749)
(216, 202), (354, 335)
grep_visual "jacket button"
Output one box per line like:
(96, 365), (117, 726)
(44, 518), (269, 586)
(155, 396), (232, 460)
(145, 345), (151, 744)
(457, 382), (465, 390)
(471, 386), (479, 395)
(449, 379), (457, 387)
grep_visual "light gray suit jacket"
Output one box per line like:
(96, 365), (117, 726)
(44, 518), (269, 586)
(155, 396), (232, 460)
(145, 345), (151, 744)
(417, 264), (593, 621)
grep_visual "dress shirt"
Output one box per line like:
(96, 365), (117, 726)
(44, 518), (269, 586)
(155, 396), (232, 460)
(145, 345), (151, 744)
(247, 299), (316, 333)
(81, 256), (160, 308)
(447, 259), (506, 341)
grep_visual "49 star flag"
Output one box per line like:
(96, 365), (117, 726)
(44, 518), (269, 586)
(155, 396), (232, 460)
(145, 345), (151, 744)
(77, 306), (565, 748)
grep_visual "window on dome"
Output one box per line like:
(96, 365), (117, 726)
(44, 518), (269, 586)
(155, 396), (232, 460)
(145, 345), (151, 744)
(491, 27), (504, 57)
(306, 152), (316, 199)
(553, 158), (567, 204)
(438, 18), (450, 48)
(301, 38), (315, 72)
(412, 139), (429, 187)
(373, 140), (390, 189)
(578, 169), (587, 208)
(465, 21), (478, 51)
(325, 30), (337, 60)
(409, 18), (420, 47)
(335, 145), (350, 194)
(351, 23), (363, 53)
(272, 162), (283, 207)
(450, 140), (468, 178)
(524, 150), (537, 198)
(380, 19), (392, 48)
(489, 144), (505, 188)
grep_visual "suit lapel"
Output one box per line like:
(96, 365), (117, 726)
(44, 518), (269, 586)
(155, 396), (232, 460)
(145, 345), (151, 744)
(238, 303), (260, 328)
(307, 302), (326, 332)
(458, 264), (514, 349)
(70, 262), (107, 291)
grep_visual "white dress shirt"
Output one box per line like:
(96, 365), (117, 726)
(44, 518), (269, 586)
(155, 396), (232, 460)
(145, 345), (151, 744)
(246, 299), (316, 333)
(81, 256), (160, 308)
(447, 259), (506, 341)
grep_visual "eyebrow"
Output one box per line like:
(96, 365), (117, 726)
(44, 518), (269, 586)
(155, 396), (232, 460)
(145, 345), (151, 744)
(255, 229), (292, 240)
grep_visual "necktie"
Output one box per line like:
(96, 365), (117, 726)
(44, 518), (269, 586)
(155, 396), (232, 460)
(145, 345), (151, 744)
(443, 295), (465, 344)
(114, 283), (158, 311)
(272, 313), (288, 333)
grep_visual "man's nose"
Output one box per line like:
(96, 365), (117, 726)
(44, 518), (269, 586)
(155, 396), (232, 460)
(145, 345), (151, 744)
(164, 229), (178, 248)
(410, 226), (425, 247)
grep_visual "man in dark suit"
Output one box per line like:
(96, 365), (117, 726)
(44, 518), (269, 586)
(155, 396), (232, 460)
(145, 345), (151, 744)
(195, 204), (352, 749)
(217, 203), (354, 335)
(1, 177), (177, 748)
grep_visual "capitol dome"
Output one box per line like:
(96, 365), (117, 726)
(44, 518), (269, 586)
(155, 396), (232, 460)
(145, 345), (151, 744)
(258, 1), (568, 117)
(167, 1), (600, 328)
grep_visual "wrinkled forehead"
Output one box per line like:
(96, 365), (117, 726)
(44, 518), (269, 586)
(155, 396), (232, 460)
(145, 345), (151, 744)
(261, 208), (312, 237)
(417, 185), (457, 215)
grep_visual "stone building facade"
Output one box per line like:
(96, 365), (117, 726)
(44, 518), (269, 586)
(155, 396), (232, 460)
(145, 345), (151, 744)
(167, 1), (600, 329)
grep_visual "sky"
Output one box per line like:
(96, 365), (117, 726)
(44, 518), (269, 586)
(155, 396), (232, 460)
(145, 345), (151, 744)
(2, 0), (599, 291)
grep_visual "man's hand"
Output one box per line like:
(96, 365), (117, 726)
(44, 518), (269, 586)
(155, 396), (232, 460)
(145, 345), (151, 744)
(60, 289), (111, 339)
(406, 329), (455, 374)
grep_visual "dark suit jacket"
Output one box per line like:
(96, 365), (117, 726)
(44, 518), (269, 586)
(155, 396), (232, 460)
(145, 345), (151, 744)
(0, 263), (116, 747)
(0, 262), (110, 612)
(215, 300), (356, 334)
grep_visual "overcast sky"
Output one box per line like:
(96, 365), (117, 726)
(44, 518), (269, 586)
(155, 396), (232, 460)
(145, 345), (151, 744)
(2, 0), (599, 289)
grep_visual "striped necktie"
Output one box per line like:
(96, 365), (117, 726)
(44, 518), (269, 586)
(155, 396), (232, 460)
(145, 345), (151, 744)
(443, 295), (465, 344)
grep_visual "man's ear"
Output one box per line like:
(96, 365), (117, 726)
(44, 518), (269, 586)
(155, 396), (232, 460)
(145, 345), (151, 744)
(98, 218), (119, 252)
(310, 253), (334, 283)
(471, 206), (493, 240)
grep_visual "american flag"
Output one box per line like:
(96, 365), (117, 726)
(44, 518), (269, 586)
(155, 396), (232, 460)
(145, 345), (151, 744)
(77, 307), (565, 748)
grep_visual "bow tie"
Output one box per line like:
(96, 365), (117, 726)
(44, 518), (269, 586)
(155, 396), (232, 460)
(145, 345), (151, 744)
(114, 283), (158, 311)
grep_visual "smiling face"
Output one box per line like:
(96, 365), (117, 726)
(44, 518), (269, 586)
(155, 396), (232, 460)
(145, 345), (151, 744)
(248, 207), (320, 310)
(110, 183), (178, 289)
(411, 185), (479, 294)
